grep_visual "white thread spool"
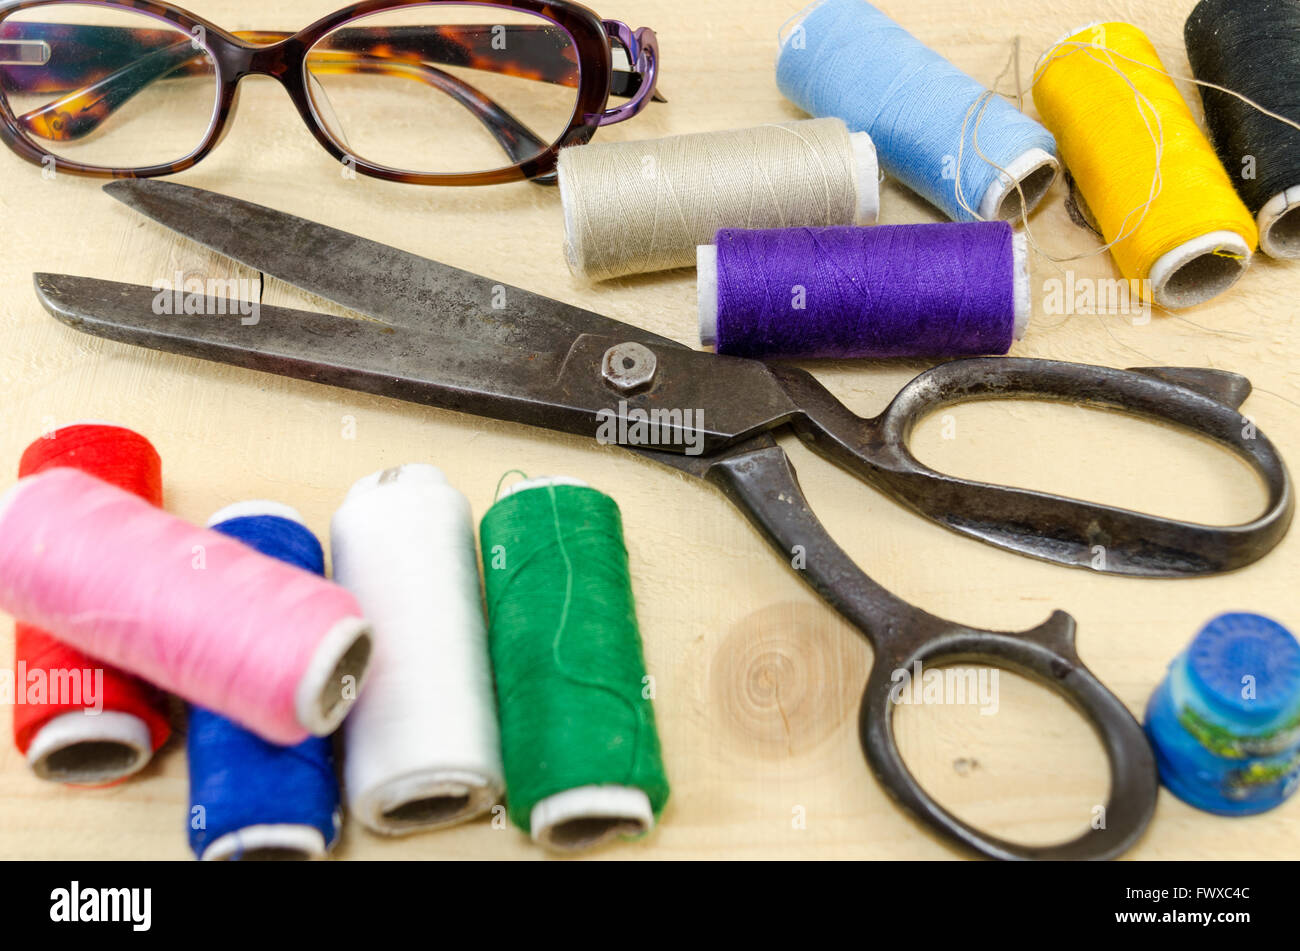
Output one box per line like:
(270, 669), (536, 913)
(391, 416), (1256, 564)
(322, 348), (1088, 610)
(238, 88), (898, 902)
(558, 117), (879, 282)
(198, 500), (339, 862)
(331, 464), (503, 836)
(24, 420), (156, 785)
(496, 475), (655, 852)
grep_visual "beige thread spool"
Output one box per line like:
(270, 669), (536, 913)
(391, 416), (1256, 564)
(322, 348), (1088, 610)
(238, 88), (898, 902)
(558, 117), (879, 281)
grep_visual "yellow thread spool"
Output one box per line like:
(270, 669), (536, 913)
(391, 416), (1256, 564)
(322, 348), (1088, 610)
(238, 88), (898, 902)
(1033, 22), (1258, 308)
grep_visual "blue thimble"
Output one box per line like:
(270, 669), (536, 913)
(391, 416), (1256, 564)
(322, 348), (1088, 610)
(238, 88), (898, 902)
(1144, 612), (1300, 815)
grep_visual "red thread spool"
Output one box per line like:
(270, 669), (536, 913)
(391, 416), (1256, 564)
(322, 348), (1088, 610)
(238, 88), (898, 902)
(12, 423), (172, 784)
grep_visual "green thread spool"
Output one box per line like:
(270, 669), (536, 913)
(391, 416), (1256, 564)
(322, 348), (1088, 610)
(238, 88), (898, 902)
(480, 476), (669, 852)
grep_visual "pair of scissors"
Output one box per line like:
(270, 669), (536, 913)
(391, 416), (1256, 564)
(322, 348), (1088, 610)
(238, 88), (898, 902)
(35, 180), (1293, 860)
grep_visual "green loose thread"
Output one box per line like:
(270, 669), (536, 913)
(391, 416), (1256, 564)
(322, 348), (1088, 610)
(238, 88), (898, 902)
(480, 482), (669, 835)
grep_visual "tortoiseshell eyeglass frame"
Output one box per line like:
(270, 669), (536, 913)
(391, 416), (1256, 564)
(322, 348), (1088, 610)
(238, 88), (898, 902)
(0, 0), (660, 184)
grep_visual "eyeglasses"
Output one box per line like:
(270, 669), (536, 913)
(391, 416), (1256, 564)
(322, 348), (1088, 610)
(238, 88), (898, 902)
(0, 0), (660, 184)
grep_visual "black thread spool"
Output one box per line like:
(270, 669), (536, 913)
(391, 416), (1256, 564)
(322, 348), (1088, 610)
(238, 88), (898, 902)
(1186, 0), (1300, 258)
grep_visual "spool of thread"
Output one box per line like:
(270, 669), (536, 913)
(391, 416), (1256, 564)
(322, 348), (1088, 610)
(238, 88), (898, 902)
(331, 465), (503, 836)
(1033, 22), (1259, 308)
(188, 502), (343, 861)
(12, 423), (171, 785)
(1185, 0), (1300, 259)
(480, 476), (669, 852)
(0, 468), (373, 746)
(698, 222), (1028, 359)
(1144, 613), (1300, 815)
(776, 0), (1060, 223)
(558, 117), (879, 281)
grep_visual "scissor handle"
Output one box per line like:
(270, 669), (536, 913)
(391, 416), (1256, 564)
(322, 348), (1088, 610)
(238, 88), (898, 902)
(858, 614), (1157, 860)
(776, 358), (1293, 577)
(707, 439), (1158, 860)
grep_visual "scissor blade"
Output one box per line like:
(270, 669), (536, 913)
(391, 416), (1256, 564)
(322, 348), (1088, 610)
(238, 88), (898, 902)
(35, 274), (800, 452)
(102, 179), (680, 351)
(36, 273), (593, 435)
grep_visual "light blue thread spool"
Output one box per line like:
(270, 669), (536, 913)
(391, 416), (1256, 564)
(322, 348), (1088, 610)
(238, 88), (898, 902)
(1144, 613), (1300, 816)
(776, 0), (1059, 222)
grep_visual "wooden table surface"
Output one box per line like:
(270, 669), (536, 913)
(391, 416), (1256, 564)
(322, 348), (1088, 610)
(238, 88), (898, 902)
(0, 0), (1296, 860)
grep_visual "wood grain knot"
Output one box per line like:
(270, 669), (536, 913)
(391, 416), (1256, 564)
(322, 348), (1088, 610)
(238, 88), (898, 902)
(707, 602), (868, 757)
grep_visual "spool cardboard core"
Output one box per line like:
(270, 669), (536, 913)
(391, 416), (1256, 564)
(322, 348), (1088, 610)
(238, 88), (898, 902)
(498, 475), (590, 498)
(1148, 230), (1252, 309)
(207, 499), (308, 527)
(384, 794), (470, 825)
(1258, 187), (1300, 259)
(359, 770), (499, 835)
(979, 148), (1060, 222)
(849, 131), (880, 224)
(697, 244), (720, 348)
(344, 463), (449, 505)
(1011, 231), (1030, 340)
(26, 711), (152, 784)
(201, 824), (328, 862)
(530, 784), (654, 852)
(297, 618), (372, 736)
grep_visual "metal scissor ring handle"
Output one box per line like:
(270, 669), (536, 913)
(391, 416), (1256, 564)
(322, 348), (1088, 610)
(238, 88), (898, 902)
(859, 611), (1158, 861)
(777, 358), (1293, 576)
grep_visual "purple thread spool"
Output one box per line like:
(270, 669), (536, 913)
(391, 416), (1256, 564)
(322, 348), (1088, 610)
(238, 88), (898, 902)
(698, 223), (1028, 359)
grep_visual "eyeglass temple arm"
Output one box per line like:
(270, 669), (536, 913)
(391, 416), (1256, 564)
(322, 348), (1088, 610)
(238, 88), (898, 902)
(9, 33), (215, 142)
(7, 28), (547, 166)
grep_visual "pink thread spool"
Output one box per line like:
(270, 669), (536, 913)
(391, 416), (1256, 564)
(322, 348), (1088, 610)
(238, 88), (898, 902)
(0, 469), (373, 745)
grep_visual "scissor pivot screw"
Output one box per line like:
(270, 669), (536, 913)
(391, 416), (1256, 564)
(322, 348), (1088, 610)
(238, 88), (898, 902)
(602, 342), (657, 393)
